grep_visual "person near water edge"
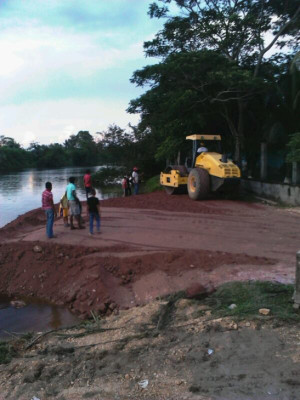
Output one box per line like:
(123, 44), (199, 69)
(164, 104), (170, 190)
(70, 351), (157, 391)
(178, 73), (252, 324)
(42, 181), (57, 239)
(126, 174), (132, 196)
(66, 177), (84, 230)
(83, 169), (92, 200)
(122, 175), (128, 197)
(132, 167), (139, 195)
(59, 191), (69, 227)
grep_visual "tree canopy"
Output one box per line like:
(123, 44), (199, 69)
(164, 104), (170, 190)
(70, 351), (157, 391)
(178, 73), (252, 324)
(128, 0), (300, 167)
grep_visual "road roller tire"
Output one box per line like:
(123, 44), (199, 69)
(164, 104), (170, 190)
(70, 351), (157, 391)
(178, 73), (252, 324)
(164, 186), (186, 195)
(188, 168), (210, 200)
(164, 186), (176, 195)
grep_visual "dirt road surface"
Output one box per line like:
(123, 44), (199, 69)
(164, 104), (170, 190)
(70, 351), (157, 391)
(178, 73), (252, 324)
(0, 192), (299, 317)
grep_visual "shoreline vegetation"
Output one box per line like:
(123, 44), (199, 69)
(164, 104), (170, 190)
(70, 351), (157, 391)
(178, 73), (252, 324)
(92, 166), (162, 194)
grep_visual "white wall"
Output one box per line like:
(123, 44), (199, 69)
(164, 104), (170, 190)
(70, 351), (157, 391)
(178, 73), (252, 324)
(242, 179), (300, 206)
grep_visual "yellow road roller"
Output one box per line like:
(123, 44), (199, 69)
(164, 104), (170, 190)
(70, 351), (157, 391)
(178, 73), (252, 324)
(160, 134), (241, 200)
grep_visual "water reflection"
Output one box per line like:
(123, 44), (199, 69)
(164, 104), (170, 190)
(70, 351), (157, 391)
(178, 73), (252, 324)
(0, 166), (121, 228)
(49, 306), (62, 330)
(0, 296), (79, 339)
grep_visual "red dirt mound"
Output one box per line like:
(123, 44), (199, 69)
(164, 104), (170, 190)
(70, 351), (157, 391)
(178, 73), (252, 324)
(101, 191), (262, 214)
(0, 241), (273, 318)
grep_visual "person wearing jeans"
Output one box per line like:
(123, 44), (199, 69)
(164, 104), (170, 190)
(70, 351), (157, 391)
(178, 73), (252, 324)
(89, 211), (101, 234)
(45, 208), (54, 238)
(42, 182), (57, 238)
(86, 188), (101, 235)
(132, 167), (139, 195)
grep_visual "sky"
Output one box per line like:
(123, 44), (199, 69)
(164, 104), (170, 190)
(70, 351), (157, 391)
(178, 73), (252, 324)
(0, 0), (164, 146)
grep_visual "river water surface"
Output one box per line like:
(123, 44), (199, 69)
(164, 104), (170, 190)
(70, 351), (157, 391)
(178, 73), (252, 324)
(0, 166), (120, 338)
(0, 165), (119, 228)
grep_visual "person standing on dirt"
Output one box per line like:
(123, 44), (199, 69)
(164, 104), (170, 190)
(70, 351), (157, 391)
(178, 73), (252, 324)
(132, 167), (139, 195)
(66, 177), (84, 230)
(127, 174), (132, 196)
(83, 169), (92, 200)
(42, 181), (57, 239)
(86, 188), (101, 235)
(122, 176), (128, 197)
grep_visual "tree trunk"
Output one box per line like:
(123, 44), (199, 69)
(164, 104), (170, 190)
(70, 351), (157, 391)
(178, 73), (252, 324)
(237, 98), (244, 157)
(223, 111), (241, 164)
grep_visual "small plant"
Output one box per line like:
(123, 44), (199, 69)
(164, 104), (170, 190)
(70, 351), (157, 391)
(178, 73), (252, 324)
(286, 132), (300, 163)
(144, 175), (163, 193)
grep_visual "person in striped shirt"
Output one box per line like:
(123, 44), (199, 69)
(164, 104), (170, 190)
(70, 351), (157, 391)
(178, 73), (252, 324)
(42, 182), (57, 238)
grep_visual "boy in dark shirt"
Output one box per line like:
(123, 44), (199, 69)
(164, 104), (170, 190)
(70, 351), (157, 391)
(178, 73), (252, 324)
(86, 188), (101, 235)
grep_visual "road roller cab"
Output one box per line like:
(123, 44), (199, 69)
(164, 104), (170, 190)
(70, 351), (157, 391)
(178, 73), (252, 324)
(160, 134), (241, 200)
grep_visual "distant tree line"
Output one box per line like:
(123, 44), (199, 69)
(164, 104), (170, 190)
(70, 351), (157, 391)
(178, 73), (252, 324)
(0, 131), (100, 171)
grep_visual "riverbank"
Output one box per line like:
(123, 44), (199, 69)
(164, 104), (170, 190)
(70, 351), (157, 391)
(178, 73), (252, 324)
(1, 191), (300, 399)
(0, 191), (299, 319)
(1, 282), (300, 400)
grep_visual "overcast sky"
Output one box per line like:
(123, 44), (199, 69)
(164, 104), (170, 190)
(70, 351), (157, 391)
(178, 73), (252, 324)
(0, 0), (164, 146)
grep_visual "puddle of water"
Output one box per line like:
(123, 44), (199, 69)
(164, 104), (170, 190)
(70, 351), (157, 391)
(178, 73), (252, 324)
(0, 296), (79, 340)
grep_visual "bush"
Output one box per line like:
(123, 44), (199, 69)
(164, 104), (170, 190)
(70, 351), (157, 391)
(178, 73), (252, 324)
(286, 132), (300, 163)
(92, 166), (127, 185)
(143, 175), (163, 193)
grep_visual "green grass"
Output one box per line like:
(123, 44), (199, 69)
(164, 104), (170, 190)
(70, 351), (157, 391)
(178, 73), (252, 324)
(206, 281), (299, 321)
(143, 175), (163, 193)
(0, 341), (15, 364)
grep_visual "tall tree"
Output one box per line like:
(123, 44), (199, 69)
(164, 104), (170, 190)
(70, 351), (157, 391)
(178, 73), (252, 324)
(146, 0), (300, 75)
(130, 0), (300, 161)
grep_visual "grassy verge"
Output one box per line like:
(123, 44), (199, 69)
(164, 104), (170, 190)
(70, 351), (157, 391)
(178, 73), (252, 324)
(206, 281), (299, 321)
(143, 175), (163, 193)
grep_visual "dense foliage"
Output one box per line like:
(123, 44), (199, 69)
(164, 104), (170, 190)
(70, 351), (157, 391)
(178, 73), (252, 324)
(128, 0), (300, 178)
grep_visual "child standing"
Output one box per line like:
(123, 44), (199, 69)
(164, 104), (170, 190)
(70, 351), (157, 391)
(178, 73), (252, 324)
(122, 176), (128, 197)
(59, 192), (69, 227)
(86, 188), (101, 235)
(42, 181), (57, 238)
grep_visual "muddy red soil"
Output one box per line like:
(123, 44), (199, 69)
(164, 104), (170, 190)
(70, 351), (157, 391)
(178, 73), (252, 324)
(0, 192), (299, 318)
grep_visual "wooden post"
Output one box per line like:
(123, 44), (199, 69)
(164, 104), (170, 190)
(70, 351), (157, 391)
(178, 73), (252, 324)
(260, 142), (267, 181)
(293, 251), (300, 309)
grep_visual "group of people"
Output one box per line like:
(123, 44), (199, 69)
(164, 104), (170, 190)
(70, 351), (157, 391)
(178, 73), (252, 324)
(122, 167), (139, 197)
(41, 167), (140, 239)
(41, 170), (101, 239)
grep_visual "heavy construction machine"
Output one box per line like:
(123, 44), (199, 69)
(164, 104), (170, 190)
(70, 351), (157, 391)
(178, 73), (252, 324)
(160, 134), (241, 200)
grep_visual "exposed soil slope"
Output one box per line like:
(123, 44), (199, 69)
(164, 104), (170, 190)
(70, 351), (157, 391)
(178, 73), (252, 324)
(0, 298), (299, 400)
(0, 192), (299, 317)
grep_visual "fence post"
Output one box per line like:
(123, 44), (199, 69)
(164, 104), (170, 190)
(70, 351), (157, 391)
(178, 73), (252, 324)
(293, 251), (300, 309)
(260, 142), (267, 181)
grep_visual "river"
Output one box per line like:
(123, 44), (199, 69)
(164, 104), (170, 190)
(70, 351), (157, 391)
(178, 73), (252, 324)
(0, 165), (120, 228)
(0, 166), (120, 338)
